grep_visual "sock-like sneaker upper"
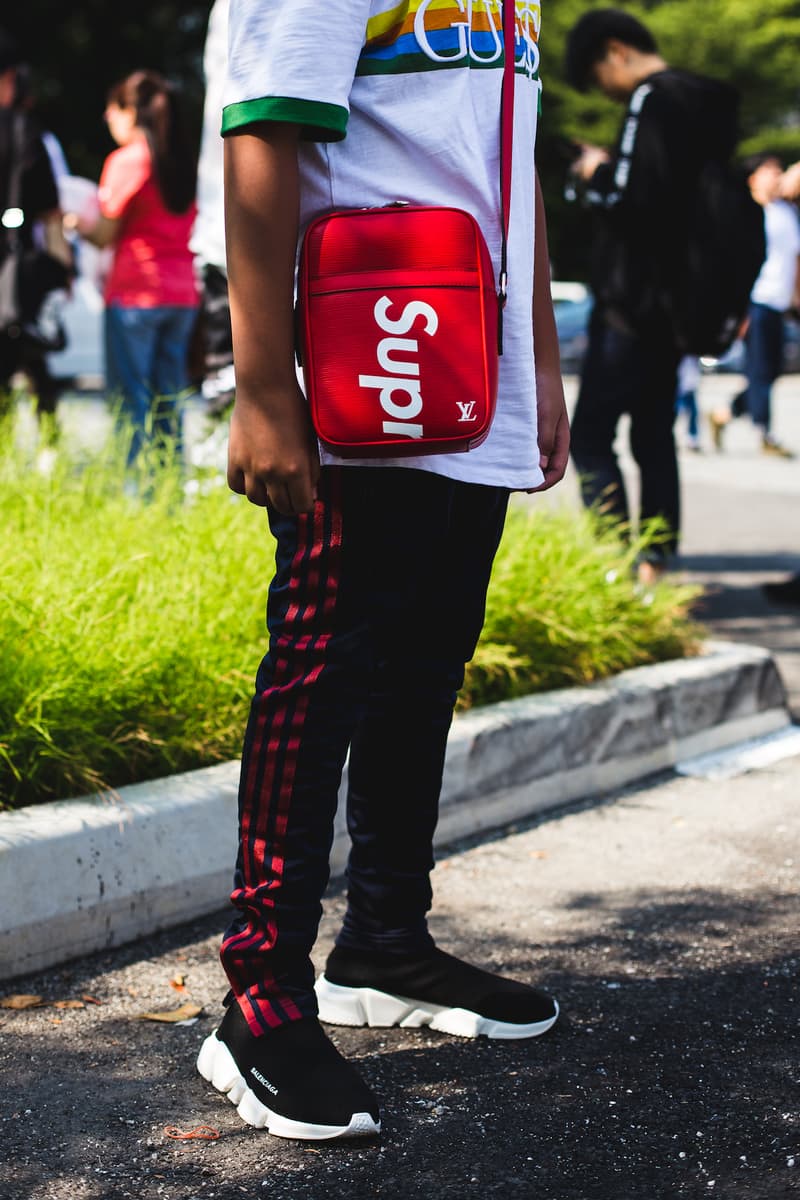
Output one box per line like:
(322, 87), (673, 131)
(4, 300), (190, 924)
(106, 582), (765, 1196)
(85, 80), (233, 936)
(215, 1001), (379, 1127)
(325, 945), (557, 1025)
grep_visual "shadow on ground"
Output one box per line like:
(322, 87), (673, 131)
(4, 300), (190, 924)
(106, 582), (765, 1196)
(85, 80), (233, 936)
(680, 552), (800, 722)
(680, 553), (800, 577)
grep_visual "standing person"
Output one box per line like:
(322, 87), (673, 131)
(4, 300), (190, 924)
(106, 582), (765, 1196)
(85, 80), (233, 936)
(196, 0), (569, 1142)
(190, 0), (235, 421)
(761, 159), (800, 606)
(69, 71), (199, 464)
(0, 29), (72, 426)
(564, 9), (743, 582)
(709, 154), (800, 459)
(12, 61), (73, 442)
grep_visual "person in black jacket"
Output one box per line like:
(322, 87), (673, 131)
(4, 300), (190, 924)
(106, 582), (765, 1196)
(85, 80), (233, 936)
(0, 28), (71, 430)
(564, 9), (740, 581)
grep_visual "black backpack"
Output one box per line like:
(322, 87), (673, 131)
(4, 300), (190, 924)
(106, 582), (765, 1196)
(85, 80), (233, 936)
(673, 159), (766, 357)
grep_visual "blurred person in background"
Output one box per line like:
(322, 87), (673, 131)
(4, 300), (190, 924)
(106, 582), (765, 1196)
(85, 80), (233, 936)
(564, 9), (743, 582)
(68, 70), (199, 465)
(14, 63), (70, 186)
(0, 28), (72, 436)
(709, 154), (800, 459)
(13, 62), (73, 443)
(760, 156), (800, 606)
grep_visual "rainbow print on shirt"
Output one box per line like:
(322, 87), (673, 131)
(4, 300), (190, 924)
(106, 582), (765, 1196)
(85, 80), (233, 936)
(357, 0), (542, 78)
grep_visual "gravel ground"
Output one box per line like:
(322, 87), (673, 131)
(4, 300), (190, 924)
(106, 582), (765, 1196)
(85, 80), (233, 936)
(2, 754), (798, 1200)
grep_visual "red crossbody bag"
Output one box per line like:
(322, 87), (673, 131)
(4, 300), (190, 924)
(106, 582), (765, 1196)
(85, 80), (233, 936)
(296, 2), (516, 457)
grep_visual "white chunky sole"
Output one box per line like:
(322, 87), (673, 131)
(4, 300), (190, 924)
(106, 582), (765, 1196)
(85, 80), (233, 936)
(196, 1031), (380, 1140)
(315, 976), (559, 1040)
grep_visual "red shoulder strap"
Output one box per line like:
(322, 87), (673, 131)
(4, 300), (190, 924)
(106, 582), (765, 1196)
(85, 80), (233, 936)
(498, 0), (516, 349)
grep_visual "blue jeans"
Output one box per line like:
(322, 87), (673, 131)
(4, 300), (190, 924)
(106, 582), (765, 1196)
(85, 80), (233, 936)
(220, 466), (509, 1033)
(571, 310), (681, 560)
(105, 303), (198, 462)
(739, 302), (784, 433)
(675, 390), (699, 440)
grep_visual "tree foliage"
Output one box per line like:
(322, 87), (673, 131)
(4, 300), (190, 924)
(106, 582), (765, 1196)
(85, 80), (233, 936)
(541, 0), (800, 154)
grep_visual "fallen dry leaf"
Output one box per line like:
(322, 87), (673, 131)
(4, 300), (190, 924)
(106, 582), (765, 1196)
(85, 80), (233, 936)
(81, 994), (102, 1006)
(0, 995), (44, 1010)
(52, 1000), (85, 1010)
(529, 850), (548, 860)
(163, 1125), (220, 1141)
(136, 1003), (203, 1024)
(169, 973), (187, 992)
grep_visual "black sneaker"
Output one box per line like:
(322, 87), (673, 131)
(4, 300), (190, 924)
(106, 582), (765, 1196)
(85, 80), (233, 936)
(315, 945), (559, 1040)
(196, 999), (380, 1140)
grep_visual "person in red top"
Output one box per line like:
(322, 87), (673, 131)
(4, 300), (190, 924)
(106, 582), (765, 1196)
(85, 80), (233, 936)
(71, 70), (198, 463)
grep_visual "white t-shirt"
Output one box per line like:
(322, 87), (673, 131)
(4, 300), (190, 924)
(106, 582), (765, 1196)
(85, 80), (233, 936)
(223, 0), (544, 490)
(751, 200), (800, 313)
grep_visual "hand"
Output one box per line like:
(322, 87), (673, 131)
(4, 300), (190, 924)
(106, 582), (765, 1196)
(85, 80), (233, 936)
(527, 369), (570, 493)
(572, 143), (611, 182)
(227, 384), (320, 514)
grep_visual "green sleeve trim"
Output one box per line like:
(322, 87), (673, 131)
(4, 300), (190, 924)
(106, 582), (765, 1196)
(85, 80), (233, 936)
(221, 97), (348, 142)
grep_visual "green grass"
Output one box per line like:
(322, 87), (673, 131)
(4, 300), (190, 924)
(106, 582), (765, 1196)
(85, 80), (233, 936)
(0, 420), (701, 810)
(464, 505), (701, 707)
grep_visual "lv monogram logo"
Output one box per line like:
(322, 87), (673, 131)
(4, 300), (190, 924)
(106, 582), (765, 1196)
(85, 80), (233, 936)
(456, 401), (478, 422)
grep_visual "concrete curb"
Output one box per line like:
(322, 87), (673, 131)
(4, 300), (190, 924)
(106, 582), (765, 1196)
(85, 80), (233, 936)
(0, 640), (789, 982)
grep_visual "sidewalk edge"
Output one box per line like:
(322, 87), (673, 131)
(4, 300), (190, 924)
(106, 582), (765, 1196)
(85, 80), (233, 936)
(0, 640), (790, 982)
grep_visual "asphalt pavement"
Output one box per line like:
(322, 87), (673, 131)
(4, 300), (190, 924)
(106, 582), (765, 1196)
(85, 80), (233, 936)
(1, 372), (798, 1200)
(677, 379), (800, 720)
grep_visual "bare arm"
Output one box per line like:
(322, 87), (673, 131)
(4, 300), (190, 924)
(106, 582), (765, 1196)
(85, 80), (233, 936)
(224, 124), (319, 514)
(527, 171), (569, 493)
(66, 210), (121, 249)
